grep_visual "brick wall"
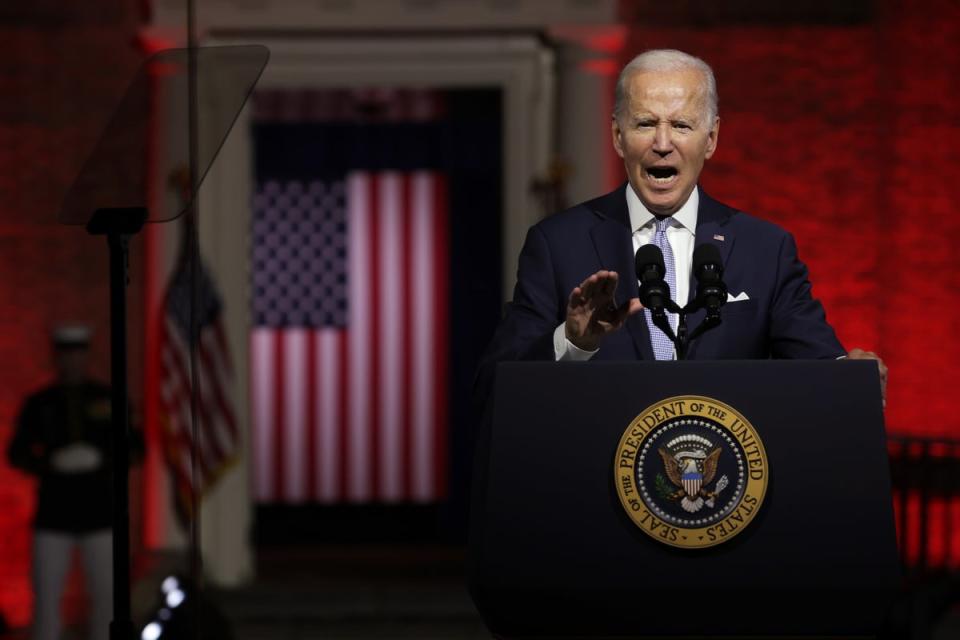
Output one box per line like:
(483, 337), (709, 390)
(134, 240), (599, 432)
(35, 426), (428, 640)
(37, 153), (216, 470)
(618, 0), (960, 436)
(0, 6), (143, 626)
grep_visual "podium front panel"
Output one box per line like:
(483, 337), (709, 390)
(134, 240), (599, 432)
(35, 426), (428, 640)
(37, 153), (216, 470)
(469, 361), (899, 638)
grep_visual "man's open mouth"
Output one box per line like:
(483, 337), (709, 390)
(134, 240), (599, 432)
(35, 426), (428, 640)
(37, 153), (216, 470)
(646, 166), (678, 184)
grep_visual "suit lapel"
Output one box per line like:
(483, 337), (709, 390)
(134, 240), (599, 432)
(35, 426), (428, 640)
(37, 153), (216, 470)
(587, 185), (655, 360)
(688, 189), (736, 359)
(692, 189), (736, 276)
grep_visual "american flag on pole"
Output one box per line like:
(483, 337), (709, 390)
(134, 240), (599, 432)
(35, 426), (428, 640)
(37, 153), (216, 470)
(250, 172), (450, 503)
(158, 234), (240, 523)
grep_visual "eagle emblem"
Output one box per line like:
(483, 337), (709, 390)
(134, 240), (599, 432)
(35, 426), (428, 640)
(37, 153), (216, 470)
(615, 396), (768, 549)
(657, 434), (729, 513)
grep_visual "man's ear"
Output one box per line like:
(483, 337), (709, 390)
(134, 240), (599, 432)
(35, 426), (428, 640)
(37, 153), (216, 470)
(611, 117), (625, 159)
(704, 116), (720, 160)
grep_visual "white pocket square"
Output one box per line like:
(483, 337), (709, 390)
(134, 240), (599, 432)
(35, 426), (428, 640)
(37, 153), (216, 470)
(727, 291), (750, 302)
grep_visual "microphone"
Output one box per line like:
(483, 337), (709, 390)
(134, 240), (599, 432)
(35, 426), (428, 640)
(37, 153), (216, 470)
(635, 244), (671, 311)
(691, 243), (728, 314)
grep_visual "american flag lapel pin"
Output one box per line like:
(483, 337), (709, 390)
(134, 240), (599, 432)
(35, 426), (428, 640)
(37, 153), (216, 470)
(713, 234), (725, 241)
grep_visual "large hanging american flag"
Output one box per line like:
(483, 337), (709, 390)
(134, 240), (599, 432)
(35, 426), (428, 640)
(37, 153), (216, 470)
(250, 171), (449, 503)
(158, 232), (240, 523)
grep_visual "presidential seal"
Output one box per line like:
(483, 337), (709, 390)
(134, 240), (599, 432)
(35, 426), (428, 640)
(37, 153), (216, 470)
(614, 396), (768, 549)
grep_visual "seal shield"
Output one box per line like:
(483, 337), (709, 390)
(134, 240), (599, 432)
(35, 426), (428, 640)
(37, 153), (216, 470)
(614, 395), (769, 549)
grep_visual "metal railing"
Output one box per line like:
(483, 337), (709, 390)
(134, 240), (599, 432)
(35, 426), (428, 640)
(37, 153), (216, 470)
(888, 435), (960, 578)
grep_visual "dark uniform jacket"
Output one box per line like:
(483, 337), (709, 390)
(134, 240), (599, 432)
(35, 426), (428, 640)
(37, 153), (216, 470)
(7, 381), (141, 533)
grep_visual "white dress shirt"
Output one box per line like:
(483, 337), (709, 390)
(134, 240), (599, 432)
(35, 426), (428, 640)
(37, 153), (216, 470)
(553, 185), (699, 361)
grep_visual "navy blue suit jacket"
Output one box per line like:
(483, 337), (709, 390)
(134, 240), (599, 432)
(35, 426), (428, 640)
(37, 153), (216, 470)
(480, 185), (844, 378)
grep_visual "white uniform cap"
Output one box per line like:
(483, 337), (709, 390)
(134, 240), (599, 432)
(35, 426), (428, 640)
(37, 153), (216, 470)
(52, 324), (92, 348)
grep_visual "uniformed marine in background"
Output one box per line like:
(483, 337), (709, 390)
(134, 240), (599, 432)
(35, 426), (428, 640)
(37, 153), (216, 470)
(7, 325), (143, 640)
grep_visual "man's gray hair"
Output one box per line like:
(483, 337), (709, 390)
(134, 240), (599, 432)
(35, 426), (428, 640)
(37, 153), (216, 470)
(613, 49), (718, 125)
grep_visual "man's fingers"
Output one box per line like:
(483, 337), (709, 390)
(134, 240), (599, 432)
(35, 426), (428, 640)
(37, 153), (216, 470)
(579, 269), (616, 287)
(567, 286), (584, 307)
(848, 348), (883, 368)
(599, 271), (618, 298)
(846, 347), (888, 406)
(567, 271), (629, 339)
(605, 297), (644, 328)
(577, 273), (601, 300)
(575, 270), (618, 305)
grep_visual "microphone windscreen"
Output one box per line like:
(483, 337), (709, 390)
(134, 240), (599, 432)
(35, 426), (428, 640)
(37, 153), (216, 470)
(635, 244), (665, 280)
(693, 243), (723, 273)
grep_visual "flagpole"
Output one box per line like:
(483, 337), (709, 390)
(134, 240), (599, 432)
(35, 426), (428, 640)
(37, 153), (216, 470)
(186, 0), (205, 634)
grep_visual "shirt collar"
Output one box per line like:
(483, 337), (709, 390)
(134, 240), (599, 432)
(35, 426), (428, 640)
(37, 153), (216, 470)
(625, 183), (699, 235)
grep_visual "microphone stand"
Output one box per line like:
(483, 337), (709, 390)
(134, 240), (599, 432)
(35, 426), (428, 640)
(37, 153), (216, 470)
(687, 307), (722, 342)
(649, 300), (691, 360)
(638, 254), (726, 360)
(652, 301), (722, 361)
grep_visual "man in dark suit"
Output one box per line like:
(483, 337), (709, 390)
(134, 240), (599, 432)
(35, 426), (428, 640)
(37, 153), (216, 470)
(480, 49), (886, 388)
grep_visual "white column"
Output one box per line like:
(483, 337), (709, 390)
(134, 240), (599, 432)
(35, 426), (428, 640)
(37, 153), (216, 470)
(549, 25), (626, 204)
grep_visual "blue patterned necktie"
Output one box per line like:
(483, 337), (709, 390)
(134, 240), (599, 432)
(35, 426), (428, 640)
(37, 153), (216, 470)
(644, 217), (677, 361)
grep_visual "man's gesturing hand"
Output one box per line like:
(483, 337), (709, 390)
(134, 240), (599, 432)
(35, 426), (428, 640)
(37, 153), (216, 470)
(565, 270), (643, 351)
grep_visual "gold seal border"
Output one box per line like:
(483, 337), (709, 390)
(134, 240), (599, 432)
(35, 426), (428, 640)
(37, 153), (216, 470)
(614, 395), (769, 550)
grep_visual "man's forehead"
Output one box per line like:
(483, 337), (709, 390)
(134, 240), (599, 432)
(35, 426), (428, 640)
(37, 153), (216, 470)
(628, 70), (705, 98)
(624, 71), (708, 114)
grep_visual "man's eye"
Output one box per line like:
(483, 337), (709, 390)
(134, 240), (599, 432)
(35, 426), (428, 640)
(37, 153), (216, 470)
(674, 122), (692, 130)
(637, 120), (656, 128)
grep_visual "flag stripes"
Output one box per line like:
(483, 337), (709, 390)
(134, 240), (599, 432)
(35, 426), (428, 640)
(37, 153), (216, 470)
(158, 263), (240, 521)
(251, 171), (448, 503)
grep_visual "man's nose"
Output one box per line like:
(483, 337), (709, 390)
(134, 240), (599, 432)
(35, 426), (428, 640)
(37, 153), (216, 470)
(652, 124), (673, 155)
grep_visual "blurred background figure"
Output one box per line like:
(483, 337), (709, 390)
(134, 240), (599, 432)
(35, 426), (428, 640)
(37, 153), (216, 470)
(6, 325), (142, 640)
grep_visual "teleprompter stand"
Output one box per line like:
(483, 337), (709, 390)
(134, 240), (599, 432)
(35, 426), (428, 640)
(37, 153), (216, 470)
(469, 361), (901, 639)
(58, 46), (268, 639)
(86, 207), (146, 640)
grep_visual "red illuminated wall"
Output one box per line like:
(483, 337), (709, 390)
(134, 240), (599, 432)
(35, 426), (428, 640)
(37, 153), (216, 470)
(618, 0), (960, 437)
(0, 12), (144, 626)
